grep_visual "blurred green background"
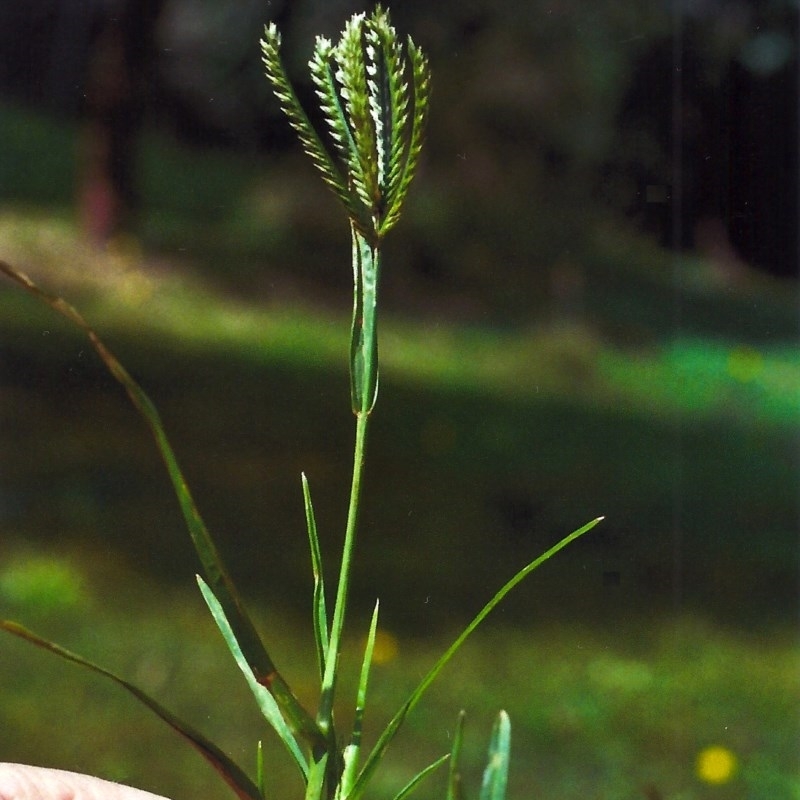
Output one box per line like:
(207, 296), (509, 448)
(0, 2), (798, 799)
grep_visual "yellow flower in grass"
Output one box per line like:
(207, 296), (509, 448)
(696, 745), (738, 784)
(370, 629), (399, 665)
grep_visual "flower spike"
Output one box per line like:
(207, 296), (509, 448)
(262, 6), (431, 241)
(261, 24), (355, 218)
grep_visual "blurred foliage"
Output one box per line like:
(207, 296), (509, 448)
(0, 551), (87, 612)
(0, 549), (797, 800)
(0, 209), (797, 632)
(1, 1), (797, 298)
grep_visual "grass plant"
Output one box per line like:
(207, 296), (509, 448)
(0, 8), (601, 800)
(2, 567), (797, 800)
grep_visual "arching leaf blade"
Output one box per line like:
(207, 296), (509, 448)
(302, 473), (329, 681)
(0, 258), (326, 753)
(348, 518), (603, 799)
(390, 754), (449, 800)
(446, 711), (466, 800)
(0, 620), (261, 800)
(197, 576), (309, 781)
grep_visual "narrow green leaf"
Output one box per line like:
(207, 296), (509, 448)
(355, 600), (380, 729)
(302, 473), (329, 681)
(479, 712), (511, 800)
(394, 754), (450, 800)
(340, 600), (380, 797)
(0, 620), (261, 800)
(0, 259), (325, 754)
(340, 744), (359, 800)
(348, 517), (602, 800)
(390, 754), (449, 800)
(446, 712), (466, 800)
(256, 741), (265, 799)
(303, 753), (328, 800)
(197, 577), (309, 781)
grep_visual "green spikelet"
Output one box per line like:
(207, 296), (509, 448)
(261, 5), (431, 241)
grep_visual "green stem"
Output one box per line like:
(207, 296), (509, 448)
(317, 224), (380, 740)
(318, 410), (370, 740)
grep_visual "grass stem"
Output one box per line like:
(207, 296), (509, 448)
(318, 410), (370, 736)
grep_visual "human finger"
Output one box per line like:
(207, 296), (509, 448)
(0, 764), (169, 800)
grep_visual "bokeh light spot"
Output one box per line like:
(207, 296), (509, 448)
(0, 555), (86, 612)
(370, 629), (399, 665)
(727, 346), (763, 383)
(696, 745), (738, 784)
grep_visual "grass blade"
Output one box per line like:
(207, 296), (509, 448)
(446, 711), (466, 800)
(197, 576), (309, 780)
(479, 712), (511, 800)
(303, 753), (328, 800)
(348, 517), (603, 800)
(256, 740), (265, 799)
(340, 600), (380, 797)
(390, 754), (449, 800)
(302, 473), (329, 681)
(0, 620), (261, 800)
(0, 258), (325, 753)
(354, 600), (380, 742)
